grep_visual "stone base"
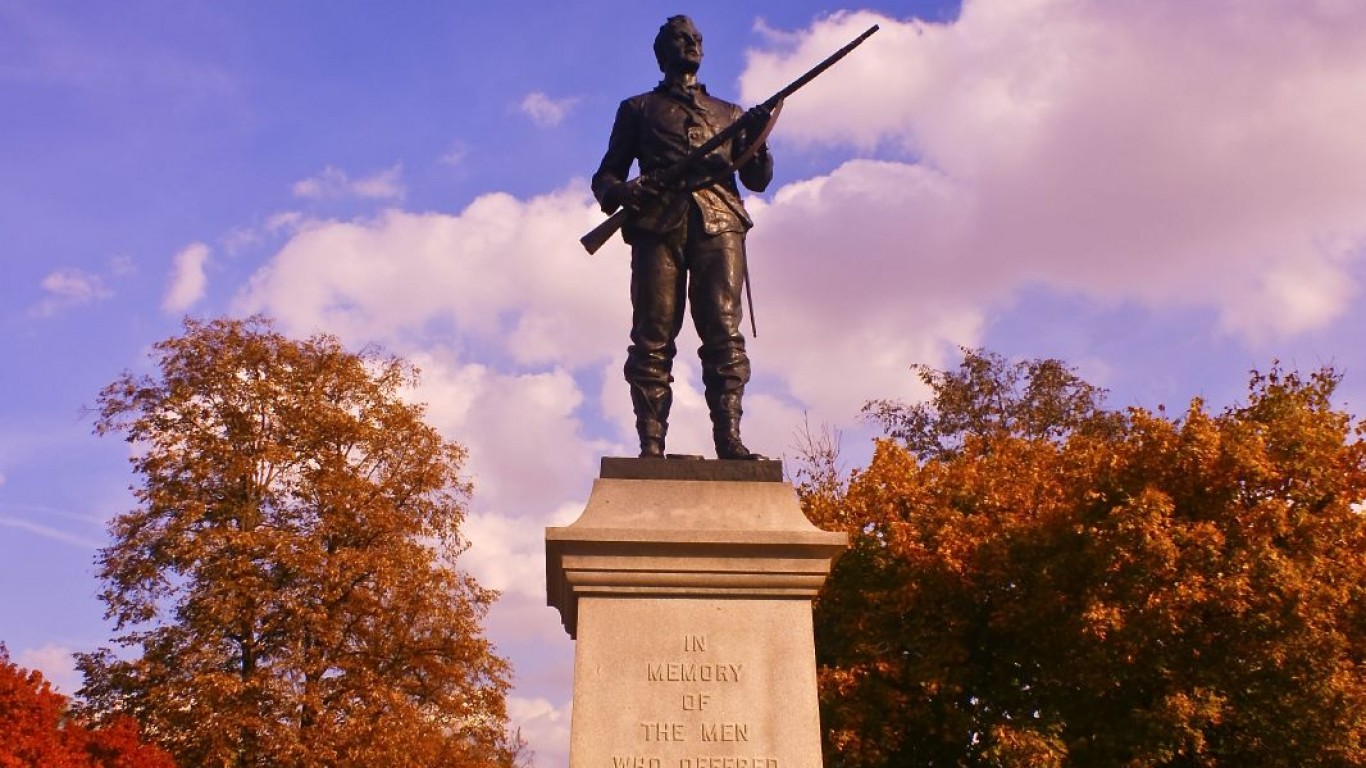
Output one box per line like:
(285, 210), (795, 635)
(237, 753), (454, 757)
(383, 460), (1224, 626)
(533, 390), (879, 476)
(546, 458), (846, 768)
(599, 456), (784, 483)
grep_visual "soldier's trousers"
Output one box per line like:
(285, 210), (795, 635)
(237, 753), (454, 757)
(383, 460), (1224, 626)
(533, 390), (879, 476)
(624, 204), (750, 415)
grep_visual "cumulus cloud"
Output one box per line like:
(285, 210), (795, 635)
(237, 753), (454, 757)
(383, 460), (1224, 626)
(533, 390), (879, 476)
(16, 644), (80, 694)
(32, 268), (111, 316)
(237, 182), (624, 368)
(519, 91), (578, 128)
(508, 696), (571, 768)
(740, 0), (1366, 341)
(292, 164), (405, 201)
(460, 508), (570, 602)
(163, 241), (210, 313)
(403, 352), (603, 517)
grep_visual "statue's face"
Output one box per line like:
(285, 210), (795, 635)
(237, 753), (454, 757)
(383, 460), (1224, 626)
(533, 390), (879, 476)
(658, 20), (704, 75)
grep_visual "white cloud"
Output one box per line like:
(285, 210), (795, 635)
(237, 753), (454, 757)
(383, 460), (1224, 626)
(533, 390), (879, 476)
(519, 91), (577, 128)
(163, 241), (210, 313)
(266, 210), (305, 233)
(0, 516), (101, 549)
(237, 182), (624, 370)
(220, 226), (259, 256)
(459, 511), (550, 602)
(508, 696), (571, 768)
(440, 139), (468, 167)
(32, 268), (111, 316)
(16, 644), (80, 694)
(42, 270), (108, 301)
(404, 351), (601, 518)
(739, 0), (1366, 340)
(744, 160), (984, 416)
(348, 166), (405, 200)
(292, 164), (405, 201)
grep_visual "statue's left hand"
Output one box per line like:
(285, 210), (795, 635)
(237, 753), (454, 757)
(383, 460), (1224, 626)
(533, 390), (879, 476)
(741, 104), (773, 134)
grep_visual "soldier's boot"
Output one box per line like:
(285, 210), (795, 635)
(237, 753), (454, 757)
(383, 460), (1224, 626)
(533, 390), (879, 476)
(708, 390), (764, 460)
(638, 420), (667, 458)
(631, 385), (672, 459)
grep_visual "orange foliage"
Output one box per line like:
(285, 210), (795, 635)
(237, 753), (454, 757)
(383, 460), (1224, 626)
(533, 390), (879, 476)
(0, 644), (174, 768)
(80, 317), (522, 767)
(807, 355), (1366, 767)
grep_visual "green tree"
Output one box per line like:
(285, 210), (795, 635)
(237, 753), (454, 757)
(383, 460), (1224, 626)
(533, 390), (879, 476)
(805, 351), (1366, 767)
(78, 316), (521, 767)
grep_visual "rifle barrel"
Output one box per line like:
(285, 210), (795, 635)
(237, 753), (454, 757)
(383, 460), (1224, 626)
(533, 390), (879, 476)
(580, 23), (880, 255)
(765, 24), (880, 108)
(684, 23), (880, 171)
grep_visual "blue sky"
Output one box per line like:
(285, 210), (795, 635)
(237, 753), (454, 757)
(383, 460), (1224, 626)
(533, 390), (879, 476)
(4, 1), (1366, 764)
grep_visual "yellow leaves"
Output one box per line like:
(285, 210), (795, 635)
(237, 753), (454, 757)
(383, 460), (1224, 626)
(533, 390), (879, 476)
(809, 355), (1366, 766)
(981, 724), (1067, 768)
(1080, 600), (1124, 641)
(85, 316), (517, 767)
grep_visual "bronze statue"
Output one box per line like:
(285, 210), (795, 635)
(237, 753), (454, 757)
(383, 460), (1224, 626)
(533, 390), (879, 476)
(591, 15), (770, 460)
(588, 16), (878, 461)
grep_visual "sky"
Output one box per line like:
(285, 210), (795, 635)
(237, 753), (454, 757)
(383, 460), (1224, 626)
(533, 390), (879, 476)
(3, 0), (1366, 764)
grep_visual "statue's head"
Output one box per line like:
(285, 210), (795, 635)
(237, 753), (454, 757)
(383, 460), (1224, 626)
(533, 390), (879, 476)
(654, 15), (703, 75)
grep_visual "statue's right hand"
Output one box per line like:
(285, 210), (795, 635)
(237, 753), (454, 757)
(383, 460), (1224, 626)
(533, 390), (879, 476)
(606, 179), (658, 212)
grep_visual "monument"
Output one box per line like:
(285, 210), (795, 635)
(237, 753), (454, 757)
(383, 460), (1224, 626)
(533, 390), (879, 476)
(547, 18), (878, 768)
(546, 458), (847, 767)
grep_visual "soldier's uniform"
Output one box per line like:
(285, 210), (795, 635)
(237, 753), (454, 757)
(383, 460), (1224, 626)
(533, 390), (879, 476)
(592, 79), (772, 458)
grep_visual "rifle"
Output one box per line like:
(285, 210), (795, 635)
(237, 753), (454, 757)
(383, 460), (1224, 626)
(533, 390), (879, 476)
(580, 23), (880, 255)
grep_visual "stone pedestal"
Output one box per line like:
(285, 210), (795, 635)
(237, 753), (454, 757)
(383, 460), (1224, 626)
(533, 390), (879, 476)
(546, 458), (846, 768)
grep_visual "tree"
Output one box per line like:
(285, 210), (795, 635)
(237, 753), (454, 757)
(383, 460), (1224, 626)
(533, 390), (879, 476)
(78, 316), (521, 767)
(861, 348), (1116, 460)
(0, 643), (175, 768)
(804, 351), (1366, 767)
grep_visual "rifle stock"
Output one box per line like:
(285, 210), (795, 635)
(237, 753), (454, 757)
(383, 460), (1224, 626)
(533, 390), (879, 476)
(581, 23), (879, 255)
(580, 209), (628, 255)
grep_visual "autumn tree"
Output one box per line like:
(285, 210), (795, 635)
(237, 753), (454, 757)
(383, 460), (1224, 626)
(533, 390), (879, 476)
(78, 316), (521, 767)
(804, 350), (1366, 767)
(861, 348), (1116, 459)
(0, 643), (175, 768)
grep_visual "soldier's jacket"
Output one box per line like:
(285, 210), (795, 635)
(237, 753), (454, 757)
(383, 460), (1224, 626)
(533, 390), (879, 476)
(592, 80), (772, 243)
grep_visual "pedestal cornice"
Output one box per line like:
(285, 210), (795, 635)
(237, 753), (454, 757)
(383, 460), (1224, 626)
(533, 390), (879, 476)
(545, 461), (847, 638)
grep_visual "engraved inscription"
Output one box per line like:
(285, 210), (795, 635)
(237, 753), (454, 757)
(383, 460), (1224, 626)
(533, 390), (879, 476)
(700, 722), (750, 742)
(682, 692), (712, 711)
(680, 754), (781, 759)
(612, 637), (770, 764)
(640, 722), (686, 742)
(646, 662), (743, 683)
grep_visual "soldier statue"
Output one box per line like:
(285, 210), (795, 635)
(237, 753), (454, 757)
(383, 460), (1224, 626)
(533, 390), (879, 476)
(592, 15), (773, 460)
